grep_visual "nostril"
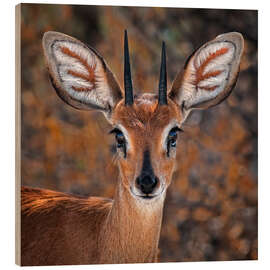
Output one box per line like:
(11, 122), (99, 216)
(136, 175), (158, 195)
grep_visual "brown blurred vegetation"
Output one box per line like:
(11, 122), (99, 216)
(20, 4), (258, 262)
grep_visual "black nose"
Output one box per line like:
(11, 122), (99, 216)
(136, 175), (158, 195)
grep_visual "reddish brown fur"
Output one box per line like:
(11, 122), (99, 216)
(111, 95), (182, 188)
(61, 46), (96, 90)
(21, 186), (112, 265)
(21, 94), (183, 265)
(67, 70), (91, 83)
(30, 31), (242, 266)
(199, 85), (219, 91)
(71, 86), (93, 92)
(112, 94), (182, 137)
(195, 47), (228, 90)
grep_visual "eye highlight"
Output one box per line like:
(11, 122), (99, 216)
(167, 127), (183, 157)
(110, 128), (127, 157)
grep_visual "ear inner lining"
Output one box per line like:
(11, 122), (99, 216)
(175, 38), (240, 111)
(193, 41), (235, 93)
(60, 45), (97, 91)
(49, 39), (114, 110)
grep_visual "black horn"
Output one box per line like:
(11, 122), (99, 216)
(124, 30), (134, 106)
(158, 41), (168, 105)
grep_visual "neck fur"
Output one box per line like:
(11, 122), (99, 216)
(98, 181), (165, 263)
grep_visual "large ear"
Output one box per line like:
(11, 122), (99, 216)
(42, 31), (123, 115)
(169, 32), (244, 119)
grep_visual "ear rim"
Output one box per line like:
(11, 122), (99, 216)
(42, 31), (123, 112)
(169, 32), (244, 116)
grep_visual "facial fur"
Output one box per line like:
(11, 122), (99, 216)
(110, 93), (183, 200)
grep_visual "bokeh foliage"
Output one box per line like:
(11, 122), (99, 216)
(21, 4), (257, 262)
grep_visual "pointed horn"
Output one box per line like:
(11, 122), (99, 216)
(158, 41), (168, 105)
(124, 30), (134, 106)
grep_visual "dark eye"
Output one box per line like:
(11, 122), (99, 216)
(110, 128), (127, 157)
(168, 130), (178, 148)
(115, 131), (125, 148)
(167, 127), (182, 156)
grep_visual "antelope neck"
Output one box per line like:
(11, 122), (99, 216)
(98, 180), (165, 263)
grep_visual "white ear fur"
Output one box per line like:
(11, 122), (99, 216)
(42, 31), (122, 112)
(169, 32), (244, 118)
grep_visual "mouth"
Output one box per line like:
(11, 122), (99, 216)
(138, 194), (158, 200)
(130, 187), (165, 200)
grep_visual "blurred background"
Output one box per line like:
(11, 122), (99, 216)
(21, 4), (257, 262)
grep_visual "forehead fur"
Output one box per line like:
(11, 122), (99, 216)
(112, 93), (182, 130)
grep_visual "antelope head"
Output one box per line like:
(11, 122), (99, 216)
(42, 30), (244, 203)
